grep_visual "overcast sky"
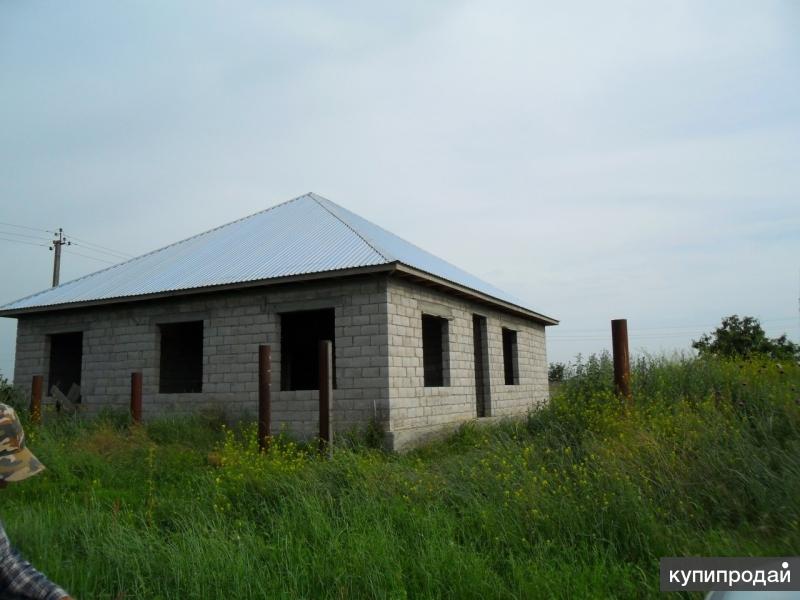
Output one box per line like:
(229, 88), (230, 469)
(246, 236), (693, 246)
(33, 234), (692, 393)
(1, 1), (799, 379)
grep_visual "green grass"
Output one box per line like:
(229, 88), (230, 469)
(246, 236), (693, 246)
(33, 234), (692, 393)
(1, 355), (799, 599)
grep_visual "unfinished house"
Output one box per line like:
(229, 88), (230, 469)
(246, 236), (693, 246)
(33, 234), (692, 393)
(1, 193), (557, 449)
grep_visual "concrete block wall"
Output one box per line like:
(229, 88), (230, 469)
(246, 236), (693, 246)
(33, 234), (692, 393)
(385, 278), (548, 449)
(10, 273), (549, 450)
(12, 276), (390, 438)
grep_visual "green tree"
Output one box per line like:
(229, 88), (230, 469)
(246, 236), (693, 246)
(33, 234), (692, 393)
(548, 362), (566, 382)
(0, 374), (25, 412)
(692, 314), (800, 361)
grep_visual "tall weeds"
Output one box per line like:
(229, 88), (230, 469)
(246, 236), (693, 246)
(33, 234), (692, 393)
(1, 356), (797, 598)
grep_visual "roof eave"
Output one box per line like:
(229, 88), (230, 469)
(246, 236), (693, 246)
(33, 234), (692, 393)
(0, 263), (397, 317)
(0, 261), (558, 326)
(391, 263), (558, 326)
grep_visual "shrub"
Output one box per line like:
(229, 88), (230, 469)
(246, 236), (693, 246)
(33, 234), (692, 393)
(0, 374), (26, 413)
(548, 362), (566, 382)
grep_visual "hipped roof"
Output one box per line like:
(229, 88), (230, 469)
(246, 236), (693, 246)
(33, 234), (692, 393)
(0, 193), (557, 325)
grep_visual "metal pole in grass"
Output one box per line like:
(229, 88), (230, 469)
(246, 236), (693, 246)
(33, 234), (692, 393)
(318, 339), (333, 457)
(130, 371), (143, 424)
(30, 375), (43, 424)
(258, 345), (272, 452)
(611, 319), (632, 401)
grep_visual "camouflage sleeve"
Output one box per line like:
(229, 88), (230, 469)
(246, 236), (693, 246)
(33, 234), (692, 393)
(0, 523), (70, 600)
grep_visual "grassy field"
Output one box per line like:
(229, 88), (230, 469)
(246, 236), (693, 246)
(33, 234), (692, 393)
(1, 354), (799, 599)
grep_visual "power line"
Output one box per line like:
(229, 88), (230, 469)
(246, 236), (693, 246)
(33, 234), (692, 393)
(0, 221), (133, 259)
(552, 332), (698, 340)
(0, 236), (48, 248)
(0, 230), (52, 242)
(548, 316), (799, 338)
(0, 221), (133, 287)
(62, 249), (118, 265)
(67, 236), (133, 259)
(0, 221), (55, 235)
(69, 242), (130, 261)
(72, 244), (130, 260)
(550, 321), (800, 343)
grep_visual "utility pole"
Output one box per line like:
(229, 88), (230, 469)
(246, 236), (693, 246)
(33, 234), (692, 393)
(49, 228), (70, 287)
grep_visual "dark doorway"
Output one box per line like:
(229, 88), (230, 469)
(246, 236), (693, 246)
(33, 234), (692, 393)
(159, 321), (204, 393)
(48, 332), (83, 400)
(472, 315), (490, 417)
(281, 308), (336, 391)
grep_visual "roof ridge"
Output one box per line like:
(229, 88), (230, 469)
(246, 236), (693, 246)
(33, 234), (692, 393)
(309, 193), (458, 267)
(0, 193), (311, 310)
(308, 193), (393, 263)
(306, 194), (538, 313)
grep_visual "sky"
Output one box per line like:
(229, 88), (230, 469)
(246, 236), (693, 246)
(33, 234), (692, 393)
(1, 1), (799, 379)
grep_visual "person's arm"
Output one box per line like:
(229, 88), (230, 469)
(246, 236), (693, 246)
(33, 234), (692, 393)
(0, 549), (71, 600)
(0, 524), (71, 600)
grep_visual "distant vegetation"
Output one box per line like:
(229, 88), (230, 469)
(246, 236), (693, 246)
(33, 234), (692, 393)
(0, 373), (24, 407)
(692, 314), (800, 361)
(547, 361), (566, 383)
(1, 354), (799, 598)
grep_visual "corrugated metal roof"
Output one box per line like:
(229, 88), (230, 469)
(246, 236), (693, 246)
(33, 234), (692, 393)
(1, 193), (555, 322)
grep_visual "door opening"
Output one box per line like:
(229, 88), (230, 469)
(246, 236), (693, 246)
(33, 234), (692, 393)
(472, 314), (490, 417)
(48, 331), (83, 402)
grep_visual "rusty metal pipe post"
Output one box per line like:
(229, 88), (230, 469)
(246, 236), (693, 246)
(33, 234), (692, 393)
(130, 372), (143, 424)
(611, 319), (631, 401)
(30, 375), (43, 424)
(258, 345), (272, 452)
(318, 340), (333, 457)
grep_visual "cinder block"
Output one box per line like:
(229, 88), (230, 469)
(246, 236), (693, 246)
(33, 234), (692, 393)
(9, 273), (548, 450)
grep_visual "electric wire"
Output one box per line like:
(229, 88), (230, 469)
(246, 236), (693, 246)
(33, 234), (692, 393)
(548, 317), (799, 340)
(0, 230), (52, 242)
(69, 242), (131, 261)
(0, 221), (55, 235)
(62, 249), (119, 265)
(0, 221), (133, 260)
(2, 223), (797, 342)
(0, 236), (48, 248)
(67, 237), (133, 259)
